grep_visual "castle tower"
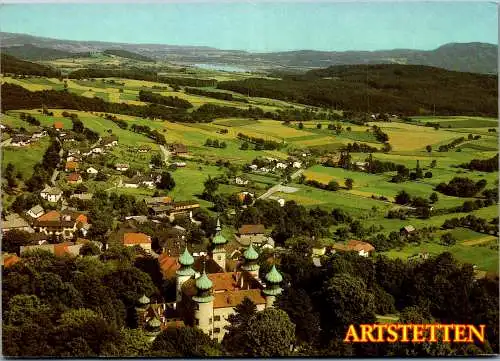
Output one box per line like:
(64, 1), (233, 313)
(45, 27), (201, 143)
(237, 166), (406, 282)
(263, 265), (283, 308)
(211, 218), (228, 271)
(176, 247), (195, 303)
(241, 242), (260, 279)
(145, 317), (162, 342)
(192, 268), (214, 337)
(135, 294), (150, 329)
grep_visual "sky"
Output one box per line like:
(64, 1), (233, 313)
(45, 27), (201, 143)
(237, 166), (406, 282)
(0, 2), (497, 52)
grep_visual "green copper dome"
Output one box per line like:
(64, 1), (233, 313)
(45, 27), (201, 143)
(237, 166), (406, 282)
(265, 265), (283, 284)
(212, 233), (227, 245)
(178, 247), (194, 266)
(138, 294), (150, 305)
(195, 271), (213, 290)
(148, 317), (161, 328)
(243, 243), (259, 261)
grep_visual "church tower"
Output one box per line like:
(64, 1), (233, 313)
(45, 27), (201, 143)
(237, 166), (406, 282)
(263, 264), (283, 308)
(176, 247), (195, 303)
(211, 218), (228, 271)
(192, 268), (214, 337)
(241, 242), (260, 279)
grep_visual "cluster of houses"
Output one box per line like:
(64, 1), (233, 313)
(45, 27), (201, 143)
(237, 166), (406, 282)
(144, 196), (201, 222)
(8, 130), (48, 147)
(248, 157), (302, 174)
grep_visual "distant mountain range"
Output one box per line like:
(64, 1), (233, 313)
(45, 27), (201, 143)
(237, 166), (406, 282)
(1, 32), (497, 74)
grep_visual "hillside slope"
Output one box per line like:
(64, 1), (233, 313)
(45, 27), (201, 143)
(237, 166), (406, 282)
(102, 49), (155, 62)
(1, 32), (496, 74)
(0, 53), (61, 77)
(218, 64), (497, 116)
(1, 44), (90, 60)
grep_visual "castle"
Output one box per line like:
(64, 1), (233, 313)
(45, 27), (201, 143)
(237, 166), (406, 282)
(136, 219), (283, 342)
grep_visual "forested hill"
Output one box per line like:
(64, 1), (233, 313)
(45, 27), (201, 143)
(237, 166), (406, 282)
(1, 54), (61, 77)
(218, 64), (498, 116)
(1, 44), (90, 61)
(102, 49), (155, 62)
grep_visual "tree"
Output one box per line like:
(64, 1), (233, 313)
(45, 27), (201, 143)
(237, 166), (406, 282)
(157, 172), (175, 190)
(202, 176), (219, 201)
(395, 190), (411, 205)
(204, 138), (213, 147)
(345, 178), (354, 190)
(220, 141), (227, 149)
(326, 180), (339, 191)
(429, 192), (439, 203)
(316, 123), (322, 129)
(276, 288), (320, 346)
(240, 142), (249, 150)
(239, 308), (295, 357)
(430, 160), (437, 168)
(151, 327), (222, 357)
(440, 232), (456, 246)
(79, 242), (101, 256)
(150, 154), (163, 167)
(317, 273), (376, 339)
(115, 329), (152, 357)
(298, 122), (304, 130)
(2, 230), (32, 254)
(426, 145), (432, 153)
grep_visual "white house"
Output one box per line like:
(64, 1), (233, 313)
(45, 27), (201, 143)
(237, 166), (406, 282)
(259, 167), (270, 173)
(31, 131), (48, 139)
(249, 164), (258, 171)
(276, 198), (285, 207)
(141, 178), (156, 189)
(26, 205), (45, 219)
(174, 162), (186, 167)
(235, 177), (249, 185)
(87, 167), (99, 174)
(92, 147), (103, 154)
(68, 149), (80, 156)
(276, 162), (288, 169)
(40, 186), (63, 203)
(292, 161), (302, 168)
(115, 163), (130, 171)
(10, 135), (31, 147)
(122, 177), (140, 188)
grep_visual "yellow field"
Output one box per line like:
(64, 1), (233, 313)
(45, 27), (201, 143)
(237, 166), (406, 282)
(2, 78), (51, 91)
(462, 236), (497, 246)
(303, 170), (336, 183)
(274, 192), (324, 205)
(240, 120), (314, 139)
(368, 121), (459, 151)
(349, 189), (395, 202)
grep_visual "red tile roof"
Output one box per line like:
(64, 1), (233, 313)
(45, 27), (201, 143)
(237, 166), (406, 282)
(238, 224), (266, 235)
(213, 289), (266, 309)
(37, 210), (61, 222)
(3, 254), (21, 268)
(347, 240), (375, 252)
(54, 121), (64, 129)
(158, 253), (180, 279)
(65, 161), (79, 170)
(123, 232), (151, 245)
(67, 172), (82, 182)
(54, 242), (74, 257)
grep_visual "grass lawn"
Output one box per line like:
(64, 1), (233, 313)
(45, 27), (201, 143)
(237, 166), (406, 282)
(2, 138), (50, 178)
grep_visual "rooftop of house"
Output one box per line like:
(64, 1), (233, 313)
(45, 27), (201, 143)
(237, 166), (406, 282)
(158, 254), (180, 279)
(123, 232), (151, 245)
(54, 121), (64, 129)
(27, 205), (44, 216)
(34, 210), (87, 228)
(70, 193), (93, 200)
(332, 240), (375, 253)
(2, 253), (21, 268)
(115, 163), (129, 168)
(213, 289), (266, 309)
(41, 186), (63, 196)
(171, 143), (188, 153)
(402, 225), (416, 232)
(67, 173), (82, 182)
(238, 224), (266, 235)
(65, 161), (79, 169)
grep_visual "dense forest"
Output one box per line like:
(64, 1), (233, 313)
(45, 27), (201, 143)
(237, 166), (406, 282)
(102, 49), (155, 62)
(218, 64), (498, 116)
(1, 44), (90, 61)
(1, 54), (61, 77)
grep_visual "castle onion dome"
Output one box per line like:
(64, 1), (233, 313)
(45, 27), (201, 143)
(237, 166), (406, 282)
(138, 294), (150, 305)
(265, 265), (283, 284)
(243, 243), (259, 261)
(195, 271), (213, 290)
(178, 247), (194, 266)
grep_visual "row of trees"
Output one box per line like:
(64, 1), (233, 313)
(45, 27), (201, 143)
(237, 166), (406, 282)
(184, 87), (248, 103)
(435, 177), (487, 197)
(130, 124), (166, 145)
(237, 133), (284, 150)
(460, 154), (499, 172)
(138, 90), (193, 109)
(204, 138), (227, 148)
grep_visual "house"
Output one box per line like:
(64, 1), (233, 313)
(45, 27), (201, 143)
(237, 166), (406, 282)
(91, 147), (104, 154)
(102, 135), (118, 148)
(31, 130), (47, 139)
(26, 205), (45, 219)
(65, 161), (79, 172)
(401, 225), (416, 236)
(170, 143), (188, 155)
(53, 121), (64, 131)
(70, 193), (94, 201)
(1, 214), (34, 233)
(259, 167), (270, 173)
(123, 177), (141, 188)
(87, 167), (99, 174)
(66, 155), (82, 162)
(141, 177), (156, 189)
(249, 164), (258, 171)
(332, 240), (375, 257)
(115, 163), (130, 171)
(20, 242), (83, 257)
(147, 200), (200, 221)
(63, 135), (76, 143)
(40, 186), (63, 203)
(1, 253), (21, 268)
(123, 232), (152, 252)
(235, 177), (249, 185)
(68, 149), (81, 157)
(10, 134), (32, 147)
(237, 224), (268, 246)
(237, 192), (254, 203)
(292, 161), (302, 168)
(174, 162), (186, 167)
(33, 210), (89, 239)
(138, 145), (151, 153)
(276, 162), (288, 169)
(355, 161), (368, 171)
(67, 172), (83, 185)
